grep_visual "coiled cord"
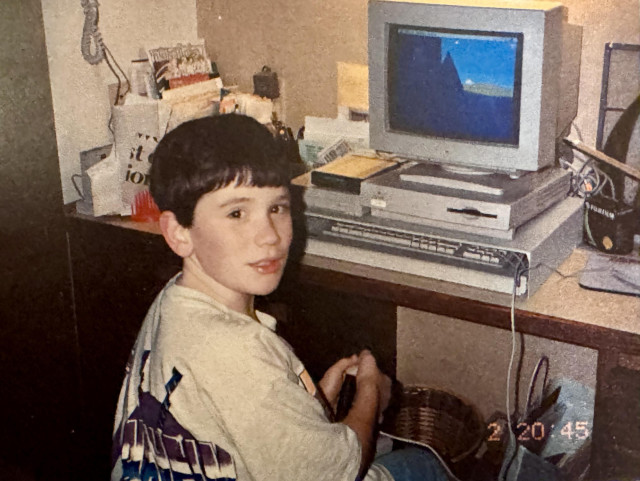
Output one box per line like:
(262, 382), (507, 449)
(81, 0), (105, 65)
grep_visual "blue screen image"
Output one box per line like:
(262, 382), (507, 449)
(388, 26), (523, 145)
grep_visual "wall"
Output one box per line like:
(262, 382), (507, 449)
(196, 0), (368, 131)
(197, 0), (640, 143)
(41, 0), (199, 204)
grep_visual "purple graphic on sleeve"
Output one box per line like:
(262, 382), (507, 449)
(113, 356), (236, 481)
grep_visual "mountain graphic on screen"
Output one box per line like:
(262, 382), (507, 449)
(390, 32), (519, 145)
(463, 83), (513, 98)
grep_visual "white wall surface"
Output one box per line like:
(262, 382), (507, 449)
(41, 0), (198, 204)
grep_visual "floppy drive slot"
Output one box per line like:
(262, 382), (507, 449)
(446, 207), (498, 219)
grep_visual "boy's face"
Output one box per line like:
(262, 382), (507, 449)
(181, 183), (292, 311)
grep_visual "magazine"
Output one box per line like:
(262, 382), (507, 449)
(147, 40), (212, 95)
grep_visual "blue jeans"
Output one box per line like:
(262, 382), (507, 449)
(373, 447), (449, 481)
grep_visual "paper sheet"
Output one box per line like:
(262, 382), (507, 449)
(337, 62), (369, 112)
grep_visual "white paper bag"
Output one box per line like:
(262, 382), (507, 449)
(112, 101), (169, 215)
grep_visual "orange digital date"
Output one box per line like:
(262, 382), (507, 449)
(487, 421), (590, 442)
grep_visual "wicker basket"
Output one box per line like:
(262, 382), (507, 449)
(381, 386), (485, 464)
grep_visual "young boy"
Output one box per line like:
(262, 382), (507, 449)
(111, 114), (447, 481)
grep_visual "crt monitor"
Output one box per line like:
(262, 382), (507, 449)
(368, 0), (582, 175)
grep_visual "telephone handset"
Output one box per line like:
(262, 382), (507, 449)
(81, 0), (105, 65)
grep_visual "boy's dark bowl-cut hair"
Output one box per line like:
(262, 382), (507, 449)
(150, 114), (290, 227)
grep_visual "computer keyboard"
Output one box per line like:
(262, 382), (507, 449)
(302, 210), (532, 295)
(305, 211), (529, 276)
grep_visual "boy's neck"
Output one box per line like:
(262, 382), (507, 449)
(178, 261), (256, 319)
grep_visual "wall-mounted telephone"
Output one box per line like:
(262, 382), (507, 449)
(81, 0), (105, 65)
(79, 0), (129, 104)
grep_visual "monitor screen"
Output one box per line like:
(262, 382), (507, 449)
(388, 25), (524, 146)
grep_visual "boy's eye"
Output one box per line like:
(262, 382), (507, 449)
(271, 203), (290, 214)
(227, 209), (243, 219)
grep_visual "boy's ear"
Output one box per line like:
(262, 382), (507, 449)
(159, 211), (193, 258)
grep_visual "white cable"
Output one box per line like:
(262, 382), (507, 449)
(498, 262), (523, 480)
(584, 208), (598, 248)
(563, 139), (621, 200)
(603, 171), (617, 199)
(378, 431), (465, 481)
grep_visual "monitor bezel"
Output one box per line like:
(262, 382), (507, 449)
(369, 0), (565, 174)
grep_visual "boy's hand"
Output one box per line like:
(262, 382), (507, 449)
(342, 350), (393, 476)
(356, 350), (392, 418)
(318, 354), (359, 409)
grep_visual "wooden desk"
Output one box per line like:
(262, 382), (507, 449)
(66, 211), (640, 479)
(297, 249), (640, 353)
(284, 248), (640, 480)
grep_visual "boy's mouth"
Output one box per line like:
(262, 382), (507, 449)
(249, 257), (285, 275)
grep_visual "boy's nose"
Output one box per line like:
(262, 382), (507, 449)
(255, 215), (281, 246)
